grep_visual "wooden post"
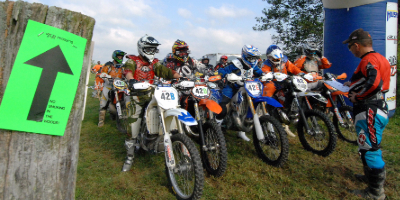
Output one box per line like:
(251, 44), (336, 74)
(0, 1), (95, 199)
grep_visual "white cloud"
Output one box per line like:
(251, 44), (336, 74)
(207, 5), (253, 18)
(178, 8), (192, 18)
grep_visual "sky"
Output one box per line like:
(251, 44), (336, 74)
(24, 0), (274, 65)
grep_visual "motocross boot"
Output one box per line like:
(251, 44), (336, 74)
(237, 131), (250, 142)
(283, 124), (296, 137)
(121, 138), (138, 172)
(354, 165), (369, 183)
(98, 109), (106, 127)
(352, 167), (386, 200)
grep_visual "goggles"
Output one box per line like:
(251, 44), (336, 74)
(270, 58), (281, 63)
(176, 49), (191, 56)
(246, 56), (259, 63)
(143, 47), (159, 55)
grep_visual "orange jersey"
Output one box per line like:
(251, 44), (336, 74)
(92, 64), (103, 73)
(349, 51), (391, 101)
(261, 59), (303, 75)
(294, 56), (332, 72)
(101, 62), (124, 79)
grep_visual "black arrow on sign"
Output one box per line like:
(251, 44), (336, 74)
(24, 45), (73, 122)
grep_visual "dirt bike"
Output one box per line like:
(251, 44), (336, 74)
(130, 79), (204, 200)
(100, 73), (130, 134)
(213, 73), (289, 167)
(265, 72), (337, 157)
(312, 72), (356, 144)
(176, 75), (228, 177)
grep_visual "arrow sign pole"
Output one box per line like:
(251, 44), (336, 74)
(24, 45), (73, 122)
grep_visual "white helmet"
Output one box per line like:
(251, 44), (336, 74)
(266, 45), (284, 70)
(137, 34), (160, 62)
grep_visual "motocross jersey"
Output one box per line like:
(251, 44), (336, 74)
(294, 55), (332, 73)
(124, 55), (176, 83)
(169, 57), (207, 78)
(218, 58), (264, 78)
(261, 55), (303, 75)
(101, 61), (124, 79)
(349, 51), (390, 101)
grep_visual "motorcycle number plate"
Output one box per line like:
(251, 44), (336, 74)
(192, 86), (209, 99)
(245, 81), (262, 96)
(113, 79), (125, 89)
(155, 86), (179, 109)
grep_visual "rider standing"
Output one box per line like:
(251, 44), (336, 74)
(98, 51), (126, 127)
(343, 28), (390, 200)
(122, 35), (181, 172)
(216, 45), (264, 141)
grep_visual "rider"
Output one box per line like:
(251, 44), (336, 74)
(91, 61), (104, 98)
(122, 34), (181, 172)
(215, 55), (228, 71)
(293, 41), (332, 90)
(98, 51), (126, 127)
(261, 45), (305, 137)
(215, 45), (264, 141)
(201, 55), (214, 74)
(343, 28), (390, 199)
(168, 39), (207, 78)
(163, 53), (175, 70)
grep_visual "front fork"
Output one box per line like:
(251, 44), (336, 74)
(327, 92), (345, 125)
(115, 91), (122, 118)
(247, 94), (265, 140)
(294, 96), (312, 133)
(159, 107), (176, 169)
(194, 102), (208, 151)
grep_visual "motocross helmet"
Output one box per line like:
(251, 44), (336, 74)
(241, 45), (261, 68)
(201, 55), (210, 65)
(266, 45), (284, 69)
(137, 34), (160, 62)
(220, 55), (228, 61)
(303, 41), (319, 57)
(165, 53), (174, 63)
(172, 39), (190, 63)
(112, 50), (126, 64)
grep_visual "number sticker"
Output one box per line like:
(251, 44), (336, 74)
(192, 86), (209, 98)
(245, 81), (262, 96)
(160, 92), (175, 100)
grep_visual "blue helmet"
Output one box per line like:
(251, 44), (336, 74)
(241, 45), (261, 68)
(266, 45), (284, 67)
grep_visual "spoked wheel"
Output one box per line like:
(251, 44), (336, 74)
(297, 110), (337, 157)
(116, 103), (129, 134)
(165, 134), (204, 200)
(238, 95), (253, 132)
(332, 105), (357, 145)
(200, 121), (228, 177)
(253, 115), (289, 167)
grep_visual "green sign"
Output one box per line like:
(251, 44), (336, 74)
(0, 20), (87, 136)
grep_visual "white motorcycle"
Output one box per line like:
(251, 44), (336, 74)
(130, 79), (204, 200)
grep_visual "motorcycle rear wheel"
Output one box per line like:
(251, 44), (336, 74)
(200, 121), (228, 177)
(297, 109), (337, 157)
(253, 115), (289, 167)
(165, 134), (204, 200)
(333, 105), (357, 145)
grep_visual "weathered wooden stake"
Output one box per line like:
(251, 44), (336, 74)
(0, 1), (95, 199)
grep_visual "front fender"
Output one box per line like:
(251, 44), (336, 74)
(253, 96), (283, 108)
(165, 108), (198, 126)
(199, 99), (222, 114)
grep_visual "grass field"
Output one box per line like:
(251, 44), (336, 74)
(76, 75), (400, 200)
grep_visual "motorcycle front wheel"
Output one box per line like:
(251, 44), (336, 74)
(332, 105), (357, 145)
(297, 109), (337, 157)
(253, 115), (289, 167)
(165, 134), (204, 200)
(200, 121), (228, 177)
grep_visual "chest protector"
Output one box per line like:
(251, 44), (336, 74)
(175, 58), (194, 77)
(232, 59), (253, 79)
(104, 61), (124, 78)
(129, 55), (157, 84)
(303, 58), (319, 73)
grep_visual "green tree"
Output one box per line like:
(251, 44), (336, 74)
(253, 0), (323, 61)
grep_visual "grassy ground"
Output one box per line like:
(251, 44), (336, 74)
(76, 75), (400, 200)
